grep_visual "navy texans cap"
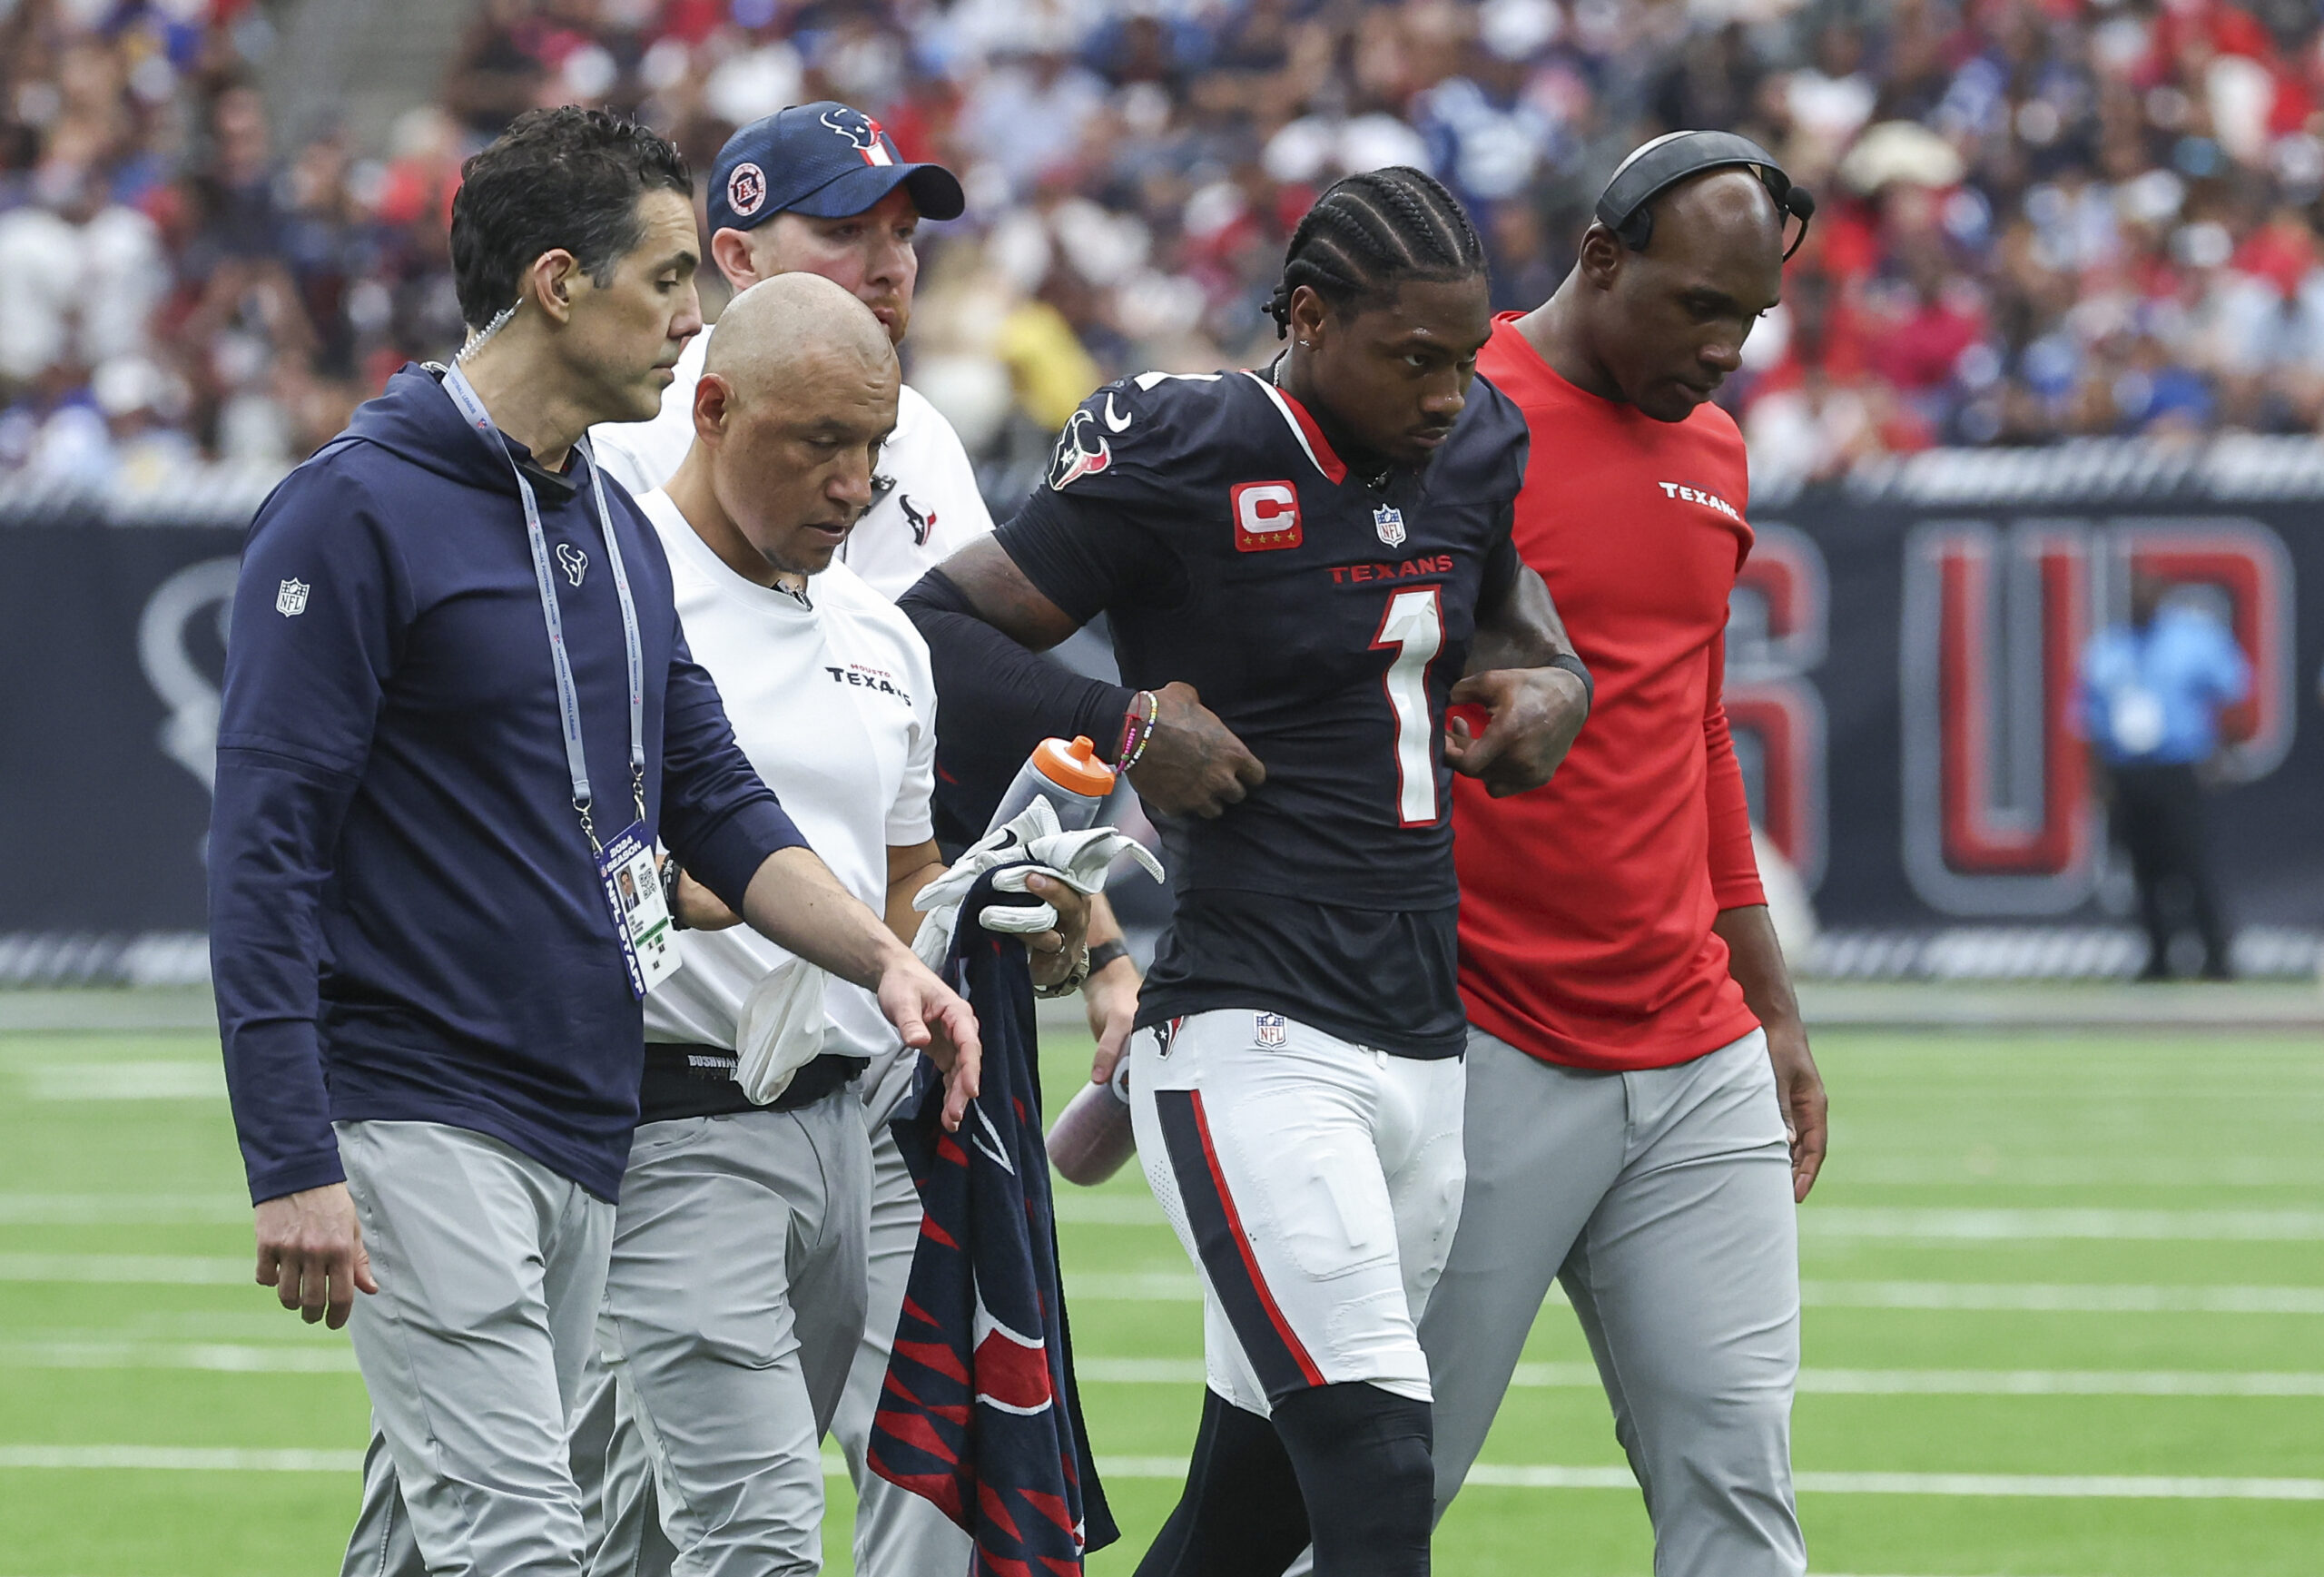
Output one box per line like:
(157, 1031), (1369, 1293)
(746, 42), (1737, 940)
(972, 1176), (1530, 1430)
(708, 102), (966, 235)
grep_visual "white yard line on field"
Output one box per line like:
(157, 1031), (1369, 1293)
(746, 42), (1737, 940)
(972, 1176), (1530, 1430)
(1790, 1471), (2324, 1501)
(7, 1252), (2316, 1326)
(1841, 1156), (2324, 1188)
(1799, 1207), (2324, 1240)
(10, 1345), (2320, 1398)
(0, 1194), (247, 1224)
(0, 1253), (249, 1284)
(12, 1192), (2319, 1234)
(1088, 1460), (2324, 1501)
(1464, 1465), (2324, 1501)
(13, 1061), (224, 1101)
(0, 1341), (355, 1373)
(1066, 1272), (2324, 1315)
(1056, 1198), (2324, 1238)
(0, 1446), (363, 1473)
(5, 1444), (2318, 1502)
(1794, 1367), (2324, 1396)
(1799, 1279), (2324, 1314)
(1073, 1358), (2324, 1397)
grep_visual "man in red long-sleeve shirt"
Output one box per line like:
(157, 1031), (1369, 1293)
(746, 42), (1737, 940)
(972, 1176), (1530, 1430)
(1420, 150), (1829, 1576)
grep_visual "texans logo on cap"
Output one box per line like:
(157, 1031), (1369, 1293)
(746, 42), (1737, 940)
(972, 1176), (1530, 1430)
(820, 106), (895, 167)
(726, 162), (766, 219)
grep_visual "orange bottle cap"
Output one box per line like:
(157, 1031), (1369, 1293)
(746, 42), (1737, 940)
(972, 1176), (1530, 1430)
(1031, 735), (1117, 797)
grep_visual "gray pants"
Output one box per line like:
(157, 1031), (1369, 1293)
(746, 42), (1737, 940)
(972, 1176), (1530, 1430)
(584, 1094), (872, 1577)
(336, 1120), (615, 1577)
(827, 1110), (976, 1577)
(1422, 1027), (1805, 1577)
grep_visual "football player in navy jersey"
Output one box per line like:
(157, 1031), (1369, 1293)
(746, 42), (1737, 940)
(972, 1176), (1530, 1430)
(901, 168), (1591, 1577)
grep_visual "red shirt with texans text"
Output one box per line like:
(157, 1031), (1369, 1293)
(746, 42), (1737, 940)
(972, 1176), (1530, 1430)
(1455, 314), (1766, 1070)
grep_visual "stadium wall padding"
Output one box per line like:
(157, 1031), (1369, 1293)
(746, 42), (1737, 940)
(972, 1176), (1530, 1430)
(5, 439), (2319, 968)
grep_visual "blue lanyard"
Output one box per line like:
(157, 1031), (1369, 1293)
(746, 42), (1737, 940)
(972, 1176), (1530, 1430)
(440, 363), (646, 852)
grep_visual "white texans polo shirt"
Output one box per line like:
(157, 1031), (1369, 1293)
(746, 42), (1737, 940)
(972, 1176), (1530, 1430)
(635, 486), (937, 1061)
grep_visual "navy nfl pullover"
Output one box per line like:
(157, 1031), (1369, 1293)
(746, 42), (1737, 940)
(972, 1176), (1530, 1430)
(210, 363), (805, 1206)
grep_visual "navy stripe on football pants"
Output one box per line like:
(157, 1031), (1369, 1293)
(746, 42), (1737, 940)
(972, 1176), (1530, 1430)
(1151, 1088), (1327, 1403)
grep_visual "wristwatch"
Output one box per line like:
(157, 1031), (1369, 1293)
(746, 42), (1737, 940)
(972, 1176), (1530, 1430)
(1083, 939), (1131, 977)
(661, 858), (688, 931)
(1033, 943), (1093, 1000)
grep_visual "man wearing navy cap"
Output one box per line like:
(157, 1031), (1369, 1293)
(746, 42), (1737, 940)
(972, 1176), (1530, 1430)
(593, 101), (983, 601)
(588, 103), (1143, 1577)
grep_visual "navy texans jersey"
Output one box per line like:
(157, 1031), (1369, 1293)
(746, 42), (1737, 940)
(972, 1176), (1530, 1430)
(994, 365), (1529, 1054)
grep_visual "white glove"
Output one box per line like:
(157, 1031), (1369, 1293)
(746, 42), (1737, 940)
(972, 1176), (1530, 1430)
(910, 798), (1165, 971)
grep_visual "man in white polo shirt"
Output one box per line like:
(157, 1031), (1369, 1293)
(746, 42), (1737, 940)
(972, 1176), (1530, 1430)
(590, 100), (985, 600)
(592, 102), (1142, 1577)
(590, 274), (1088, 1574)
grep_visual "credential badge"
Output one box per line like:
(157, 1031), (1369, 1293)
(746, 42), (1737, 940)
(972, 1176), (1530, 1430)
(556, 542), (589, 587)
(276, 577), (310, 616)
(1374, 504), (1406, 548)
(1255, 1011), (1287, 1049)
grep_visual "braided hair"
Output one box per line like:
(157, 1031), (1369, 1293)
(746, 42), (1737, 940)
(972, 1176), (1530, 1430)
(1265, 166), (1488, 338)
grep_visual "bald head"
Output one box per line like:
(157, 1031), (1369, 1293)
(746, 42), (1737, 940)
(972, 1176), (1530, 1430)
(1550, 162), (1787, 423)
(673, 269), (901, 585)
(704, 271), (896, 403)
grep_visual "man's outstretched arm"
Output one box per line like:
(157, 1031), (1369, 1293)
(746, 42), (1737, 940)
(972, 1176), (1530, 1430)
(902, 537), (1267, 819)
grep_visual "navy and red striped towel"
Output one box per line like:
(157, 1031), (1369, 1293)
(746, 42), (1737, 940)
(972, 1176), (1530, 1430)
(870, 871), (1118, 1574)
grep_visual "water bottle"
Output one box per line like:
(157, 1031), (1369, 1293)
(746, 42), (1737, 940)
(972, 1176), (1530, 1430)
(999, 737), (1139, 1184)
(1049, 1048), (1137, 1186)
(987, 734), (1116, 833)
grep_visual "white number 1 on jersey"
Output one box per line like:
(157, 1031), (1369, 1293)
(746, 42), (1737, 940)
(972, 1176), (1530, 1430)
(1372, 587), (1445, 826)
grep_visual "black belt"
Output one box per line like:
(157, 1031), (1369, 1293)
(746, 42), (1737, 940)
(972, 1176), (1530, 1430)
(638, 1044), (868, 1125)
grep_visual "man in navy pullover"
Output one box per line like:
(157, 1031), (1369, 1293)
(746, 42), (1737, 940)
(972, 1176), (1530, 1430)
(207, 108), (979, 1577)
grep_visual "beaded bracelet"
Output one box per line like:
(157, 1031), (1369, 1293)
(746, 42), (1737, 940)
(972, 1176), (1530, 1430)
(1116, 689), (1160, 773)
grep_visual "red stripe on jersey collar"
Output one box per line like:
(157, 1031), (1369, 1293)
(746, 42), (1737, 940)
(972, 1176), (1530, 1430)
(1243, 370), (1349, 485)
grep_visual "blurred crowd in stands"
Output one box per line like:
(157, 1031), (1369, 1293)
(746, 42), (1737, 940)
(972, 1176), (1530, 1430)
(11, 0), (2324, 491)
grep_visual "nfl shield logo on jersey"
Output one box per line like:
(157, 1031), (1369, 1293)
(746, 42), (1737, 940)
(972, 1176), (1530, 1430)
(1374, 505), (1406, 547)
(276, 578), (309, 616)
(1254, 1011), (1287, 1048)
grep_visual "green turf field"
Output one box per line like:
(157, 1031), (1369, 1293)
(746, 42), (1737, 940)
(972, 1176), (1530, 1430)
(1, 1016), (2319, 1575)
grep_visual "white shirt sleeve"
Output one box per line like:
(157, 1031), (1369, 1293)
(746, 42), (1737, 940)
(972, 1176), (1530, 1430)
(887, 621), (939, 848)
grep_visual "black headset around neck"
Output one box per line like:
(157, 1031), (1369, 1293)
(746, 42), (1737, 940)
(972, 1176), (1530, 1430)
(1593, 130), (1817, 262)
